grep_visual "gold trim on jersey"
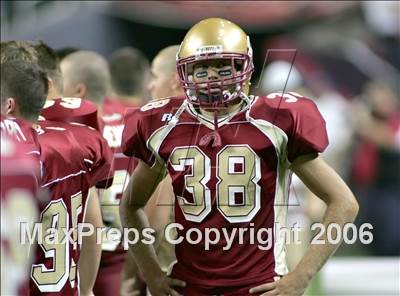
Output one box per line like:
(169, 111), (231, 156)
(145, 100), (188, 167)
(245, 97), (290, 276)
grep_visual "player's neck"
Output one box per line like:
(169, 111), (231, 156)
(47, 86), (62, 100)
(172, 90), (185, 98)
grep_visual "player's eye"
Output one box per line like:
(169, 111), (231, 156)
(218, 69), (232, 76)
(195, 71), (208, 78)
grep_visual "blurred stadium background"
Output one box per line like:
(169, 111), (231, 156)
(1, 1), (399, 295)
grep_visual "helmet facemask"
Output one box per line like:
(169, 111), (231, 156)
(177, 38), (254, 109)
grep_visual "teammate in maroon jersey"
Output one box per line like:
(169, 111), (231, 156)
(1, 56), (111, 295)
(147, 45), (184, 101)
(120, 18), (359, 296)
(107, 46), (150, 107)
(33, 42), (99, 130)
(34, 42), (113, 185)
(33, 42), (118, 295)
(0, 134), (40, 296)
(119, 45), (183, 296)
(61, 50), (111, 108)
(47, 46), (123, 294)
(91, 47), (150, 296)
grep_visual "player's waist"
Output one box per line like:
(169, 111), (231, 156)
(172, 264), (278, 287)
(99, 248), (126, 267)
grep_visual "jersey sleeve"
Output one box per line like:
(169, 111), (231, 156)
(285, 96), (328, 162)
(86, 129), (114, 188)
(91, 135), (114, 188)
(253, 93), (329, 163)
(67, 123), (114, 188)
(121, 108), (156, 167)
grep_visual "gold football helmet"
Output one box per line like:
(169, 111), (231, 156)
(177, 18), (254, 107)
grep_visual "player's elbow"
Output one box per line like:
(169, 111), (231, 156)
(343, 193), (359, 221)
(119, 195), (130, 227)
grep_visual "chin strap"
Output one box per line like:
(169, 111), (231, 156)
(199, 109), (222, 148)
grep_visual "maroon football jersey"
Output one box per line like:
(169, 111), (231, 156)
(96, 98), (139, 262)
(1, 135), (40, 296)
(122, 93), (328, 287)
(93, 98), (140, 296)
(33, 120), (113, 295)
(29, 121), (93, 296)
(1, 117), (113, 295)
(41, 97), (99, 130)
(102, 96), (140, 122)
(0, 116), (41, 157)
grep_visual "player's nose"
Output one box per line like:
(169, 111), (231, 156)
(206, 67), (219, 80)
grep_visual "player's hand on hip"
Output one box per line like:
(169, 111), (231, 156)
(249, 272), (308, 296)
(147, 273), (186, 296)
(120, 277), (142, 296)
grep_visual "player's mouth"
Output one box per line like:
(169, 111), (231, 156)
(197, 92), (220, 103)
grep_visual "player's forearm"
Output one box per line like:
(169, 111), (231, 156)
(79, 189), (103, 295)
(120, 197), (164, 283)
(292, 197), (359, 283)
(122, 252), (141, 280)
(289, 156), (359, 284)
(79, 234), (102, 295)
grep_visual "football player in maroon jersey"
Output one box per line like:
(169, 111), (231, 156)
(35, 42), (99, 130)
(33, 42), (118, 295)
(90, 47), (150, 296)
(143, 44), (185, 231)
(1, 54), (110, 295)
(146, 45), (183, 101)
(120, 45), (184, 296)
(120, 18), (359, 296)
(0, 134), (40, 296)
(60, 50), (111, 108)
(107, 46), (150, 107)
(55, 47), (139, 295)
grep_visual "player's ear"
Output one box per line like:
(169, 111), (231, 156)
(171, 73), (180, 91)
(3, 97), (17, 115)
(75, 83), (87, 98)
(47, 77), (53, 91)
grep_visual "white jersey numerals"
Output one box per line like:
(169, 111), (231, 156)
(169, 145), (261, 223)
(266, 91), (303, 103)
(31, 193), (83, 292)
(59, 98), (82, 109)
(102, 124), (124, 148)
(43, 98), (83, 109)
(0, 119), (27, 142)
(140, 98), (170, 112)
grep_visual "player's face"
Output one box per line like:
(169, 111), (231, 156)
(147, 57), (173, 99)
(191, 59), (234, 86)
(187, 59), (242, 105)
